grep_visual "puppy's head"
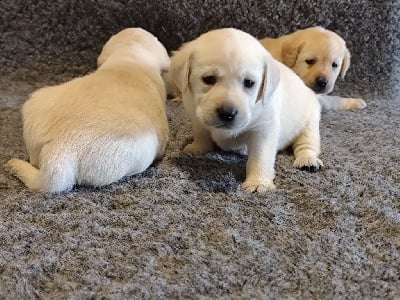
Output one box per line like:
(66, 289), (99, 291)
(281, 26), (350, 94)
(171, 28), (280, 131)
(97, 28), (170, 74)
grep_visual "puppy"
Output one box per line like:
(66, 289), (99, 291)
(5, 28), (170, 193)
(260, 26), (366, 111)
(170, 28), (323, 193)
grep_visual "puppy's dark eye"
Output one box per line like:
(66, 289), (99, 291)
(243, 78), (255, 88)
(202, 75), (217, 85)
(305, 59), (316, 65)
(332, 62), (338, 68)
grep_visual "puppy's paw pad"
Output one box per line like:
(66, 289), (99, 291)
(293, 157), (323, 172)
(183, 142), (212, 156)
(300, 165), (320, 172)
(242, 180), (276, 193)
(343, 98), (367, 110)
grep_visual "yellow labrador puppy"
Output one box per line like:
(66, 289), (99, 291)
(170, 28), (323, 193)
(5, 28), (170, 193)
(260, 26), (366, 111)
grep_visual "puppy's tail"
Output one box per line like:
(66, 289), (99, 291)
(5, 159), (42, 191)
(5, 147), (76, 193)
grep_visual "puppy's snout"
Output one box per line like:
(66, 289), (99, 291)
(316, 77), (328, 89)
(217, 105), (238, 122)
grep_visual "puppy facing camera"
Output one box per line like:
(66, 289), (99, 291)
(170, 28), (323, 193)
(5, 28), (170, 193)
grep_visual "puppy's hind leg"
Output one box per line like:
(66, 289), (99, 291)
(38, 145), (77, 193)
(292, 111), (323, 172)
(318, 95), (366, 111)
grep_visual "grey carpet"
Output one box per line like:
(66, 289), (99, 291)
(1, 1), (399, 298)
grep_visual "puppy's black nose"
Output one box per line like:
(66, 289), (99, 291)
(316, 77), (328, 89)
(217, 106), (238, 122)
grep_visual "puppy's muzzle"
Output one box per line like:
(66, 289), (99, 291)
(216, 105), (238, 123)
(313, 77), (329, 93)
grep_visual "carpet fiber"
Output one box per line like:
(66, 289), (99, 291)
(0, 1), (399, 298)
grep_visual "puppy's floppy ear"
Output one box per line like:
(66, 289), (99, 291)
(170, 42), (194, 93)
(281, 39), (305, 68)
(258, 54), (280, 103)
(340, 47), (351, 79)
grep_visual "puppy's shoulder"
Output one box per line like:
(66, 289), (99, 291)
(275, 59), (302, 81)
(275, 60), (318, 103)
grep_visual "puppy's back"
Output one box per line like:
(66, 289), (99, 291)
(13, 53), (169, 192)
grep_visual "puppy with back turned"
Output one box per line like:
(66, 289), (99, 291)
(6, 28), (170, 193)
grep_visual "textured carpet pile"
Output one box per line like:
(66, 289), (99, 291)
(0, 1), (399, 298)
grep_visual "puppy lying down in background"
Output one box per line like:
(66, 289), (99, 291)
(6, 28), (170, 193)
(260, 26), (366, 111)
(170, 28), (323, 193)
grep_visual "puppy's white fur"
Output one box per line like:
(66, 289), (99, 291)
(5, 28), (170, 193)
(260, 26), (366, 111)
(170, 28), (323, 193)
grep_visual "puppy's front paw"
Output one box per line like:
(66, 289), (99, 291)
(293, 156), (323, 172)
(171, 96), (182, 103)
(183, 142), (213, 156)
(342, 97), (367, 110)
(242, 178), (276, 193)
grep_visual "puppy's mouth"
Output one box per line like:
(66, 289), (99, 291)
(311, 85), (329, 94)
(214, 123), (236, 129)
(202, 119), (243, 130)
(209, 118), (249, 131)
